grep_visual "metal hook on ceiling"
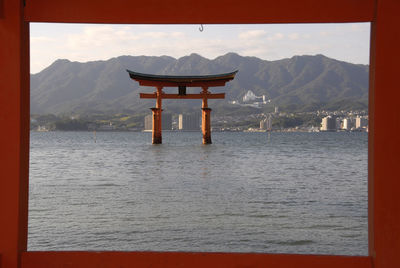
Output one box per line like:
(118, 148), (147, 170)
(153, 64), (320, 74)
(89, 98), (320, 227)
(199, 24), (204, 32)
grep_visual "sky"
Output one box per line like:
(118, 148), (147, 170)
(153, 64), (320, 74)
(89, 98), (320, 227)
(30, 23), (371, 74)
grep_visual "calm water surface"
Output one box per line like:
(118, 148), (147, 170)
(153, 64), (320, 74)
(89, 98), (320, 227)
(29, 131), (368, 255)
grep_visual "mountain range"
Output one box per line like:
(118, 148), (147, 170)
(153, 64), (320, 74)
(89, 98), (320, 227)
(30, 53), (369, 115)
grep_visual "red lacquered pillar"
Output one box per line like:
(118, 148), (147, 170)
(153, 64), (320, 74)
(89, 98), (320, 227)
(369, 1), (400, 267)
(201, 87), (212, 144)
(151, 87), (163, 144)
(0, 1), (30, 268)
(151, 108), (162, 144)
(202, 107), (212, 144)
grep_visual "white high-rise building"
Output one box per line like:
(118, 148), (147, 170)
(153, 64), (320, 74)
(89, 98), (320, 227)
(342, 118), (352, 130)
(320, 116), (336, 131)
(260, 115), (272, 130)
(356, 116), (368, 129)
(342, 118), (354, 130)
(178, 113), (200, 131)
(260, 120), (267, 130)
(242, 90), (257, 102)
(144, 114), (152, 131)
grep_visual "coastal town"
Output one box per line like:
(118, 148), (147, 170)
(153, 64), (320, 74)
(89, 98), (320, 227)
(30, 108), (368, 133)
(31, 89), (368, 133)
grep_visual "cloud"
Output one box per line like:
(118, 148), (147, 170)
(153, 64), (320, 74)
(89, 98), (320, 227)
(30, 24), (370, 73)
(239, 30), (267, 39)
(30, 25), (191, 72)
(288, 33), (300, 40)
(31, 36), (56, 43)
(267, 33), (284, 41)
(320, 31), (329, 37)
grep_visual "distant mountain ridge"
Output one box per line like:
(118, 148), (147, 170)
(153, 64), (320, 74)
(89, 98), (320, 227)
(30, 53), (369, 114)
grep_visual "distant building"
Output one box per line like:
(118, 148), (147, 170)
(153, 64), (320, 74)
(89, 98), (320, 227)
(320, 116), (336, 131)
(342, 118), (353, 130)
(243, 90), (257, 102)
(274, 106), (279, 114)
(144, 113), (172, 131)
(98, 122), (116, 131)
(144, 114), (152, 131)
(260, 120), (267, 130)
(356, 116), (368, 129)
(262, 95), (267, 103)
(242, 90), (267, 104)
(179, 113), (200, 131)
(260, 115), (272, 130)
(254, 96), (264, 103)
(162, 113), (172, 130)
(336, 118), (341, 130)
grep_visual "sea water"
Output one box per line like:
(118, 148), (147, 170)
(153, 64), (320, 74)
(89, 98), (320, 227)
(28, 131), (368, 255)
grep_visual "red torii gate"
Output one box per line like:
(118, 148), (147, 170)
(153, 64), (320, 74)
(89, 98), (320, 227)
(127, 70), (238, 144)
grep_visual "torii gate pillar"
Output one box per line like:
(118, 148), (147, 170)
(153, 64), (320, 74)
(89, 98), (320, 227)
(202, 108), (212, 144)
(151, 87), (163, 144)
(201, 87), (212, 144)
(151, 108), (162, 144)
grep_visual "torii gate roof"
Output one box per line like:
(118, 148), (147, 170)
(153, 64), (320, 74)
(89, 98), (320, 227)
(127, 70), (238, 87)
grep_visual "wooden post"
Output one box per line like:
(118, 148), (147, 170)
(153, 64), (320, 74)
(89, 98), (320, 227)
(202, 108), (212, 144)
(0, 1), (30, 268)
(201, 87), (212, 144)
(151, 86), (163, 144)
(369, 1), (400, 267)
(150, 108), (161, 144)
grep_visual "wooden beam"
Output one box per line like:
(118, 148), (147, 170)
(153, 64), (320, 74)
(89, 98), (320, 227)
(136, 80), (229, 88)
(24, 0), (374, 23)
(140, 93), (225, 99)
(21, 252), (372, 268)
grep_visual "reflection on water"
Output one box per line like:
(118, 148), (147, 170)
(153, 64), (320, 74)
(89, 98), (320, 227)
(29, 131), (368, 255)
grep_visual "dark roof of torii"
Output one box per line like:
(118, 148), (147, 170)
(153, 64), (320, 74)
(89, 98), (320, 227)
(127, 70), (238, 87)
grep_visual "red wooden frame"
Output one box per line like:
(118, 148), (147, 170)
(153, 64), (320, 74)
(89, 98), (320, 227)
(1, 0), (399, 268)
(21, 252), (372, 268)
